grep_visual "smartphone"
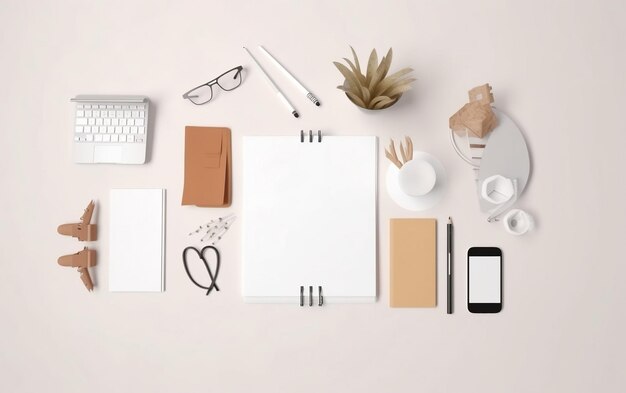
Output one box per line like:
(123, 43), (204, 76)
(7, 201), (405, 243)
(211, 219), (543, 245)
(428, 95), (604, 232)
(467, 247), (502, 313)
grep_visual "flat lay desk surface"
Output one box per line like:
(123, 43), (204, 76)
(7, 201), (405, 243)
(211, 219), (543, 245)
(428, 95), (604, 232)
(2, 1), (625, 392)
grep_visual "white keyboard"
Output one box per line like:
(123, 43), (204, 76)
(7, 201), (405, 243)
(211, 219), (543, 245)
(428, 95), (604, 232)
(71, 95), (150, 164)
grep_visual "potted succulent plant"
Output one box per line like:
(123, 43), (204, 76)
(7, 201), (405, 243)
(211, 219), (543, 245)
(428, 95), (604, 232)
(334, 47), (415, 110)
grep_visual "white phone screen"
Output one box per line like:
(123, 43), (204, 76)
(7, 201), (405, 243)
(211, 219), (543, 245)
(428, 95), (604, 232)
(469, 256), (501, 303)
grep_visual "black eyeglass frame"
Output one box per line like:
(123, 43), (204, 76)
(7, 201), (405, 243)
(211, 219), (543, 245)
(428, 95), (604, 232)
(182, 65), (243, 105)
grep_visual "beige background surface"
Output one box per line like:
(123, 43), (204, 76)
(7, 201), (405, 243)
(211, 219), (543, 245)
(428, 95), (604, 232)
(1, 0), (625, 392)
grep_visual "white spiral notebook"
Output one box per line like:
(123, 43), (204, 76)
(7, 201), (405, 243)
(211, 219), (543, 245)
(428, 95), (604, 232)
(242, 134), (377, 304)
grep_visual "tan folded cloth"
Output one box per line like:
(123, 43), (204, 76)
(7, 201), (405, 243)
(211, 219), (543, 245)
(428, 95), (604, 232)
(182, 126), (231, 207)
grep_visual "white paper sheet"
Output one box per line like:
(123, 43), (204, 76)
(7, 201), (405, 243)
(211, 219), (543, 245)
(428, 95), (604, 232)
(109, 189), (165, 292)
(242, 136), (377, 303)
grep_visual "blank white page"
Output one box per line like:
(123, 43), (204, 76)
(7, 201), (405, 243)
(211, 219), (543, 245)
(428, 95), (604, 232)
(109, 189), (165, 292)
(242, 136), (377, 303)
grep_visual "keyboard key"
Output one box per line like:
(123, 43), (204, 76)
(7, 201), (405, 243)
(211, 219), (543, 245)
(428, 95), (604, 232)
(136, 137), (144, 143)
(124, 110), (131, 118)
(76, 118), (87, 125)
(104, 118), (111, 126)
(107, 126), (114, 133)
(138, 126), (145, 134)
(103, 134), (111, 142)
(99, 105), (106, 109)
(120, 134), (127, 142)
(131, 111), (139, 118)
(95, 134), (103, 142)
(106, 104), (113, 109)
(130, 105), (137, 109)
(122, 105), (130, 110)
(99, 126), (106, 133)
(114, 105), (121, 109)
(96, 118), (103, 126)
(128, 135), (135, 143)
(85, 110), (92, 117)
(84, 104), (91, 109)
(115, 126), (122, 133)
(120, 118), (127, 126)
(112, 118), (119, 126)
(139, 111), (145, 118)
(75, 126), (83, 133)
(76, 104), (84, 109)
(84, 126), (91, 133)
(127, 118), (135, 126)
(88, 118), (96, 125)
(116, 110), (123, 118)
(111, 134), (119, 142)
(74, 136), (80, 141)
(76, 110), (84, 117)
(93, 110), (100, 118)
(86, 134), (93, 142)
(131, 126), (138, 134)
(108, 110), (115, 117)
(136, 118), (145, 126)
(123, 126), (130, 134)
(138, 104), (145, 109)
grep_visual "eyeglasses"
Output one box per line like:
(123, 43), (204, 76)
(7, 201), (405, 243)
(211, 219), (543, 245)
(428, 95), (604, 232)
(182, 66), (243, 105)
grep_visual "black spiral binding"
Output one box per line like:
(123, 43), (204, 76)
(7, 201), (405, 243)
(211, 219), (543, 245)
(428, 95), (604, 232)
(300, 285), (324, 307)
(297, 130), (324, 307)
(300, 130), (322, 143)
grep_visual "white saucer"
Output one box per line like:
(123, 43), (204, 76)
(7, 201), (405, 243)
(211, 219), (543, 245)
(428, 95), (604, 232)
(386, 151), (447, 211)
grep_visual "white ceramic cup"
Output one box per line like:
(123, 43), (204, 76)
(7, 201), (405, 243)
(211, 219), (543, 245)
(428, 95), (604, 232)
(481, 174), (516, 205)
(398, 159), (437, 196)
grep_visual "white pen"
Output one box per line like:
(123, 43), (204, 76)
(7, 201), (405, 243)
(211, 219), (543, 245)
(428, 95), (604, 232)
(258, 45), (321, 107)
(243, 46), (299, 118)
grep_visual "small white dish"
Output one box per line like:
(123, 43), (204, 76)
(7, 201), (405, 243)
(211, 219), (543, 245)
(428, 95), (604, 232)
(503, 209), (534, 235)
(386, 151), (447, 211)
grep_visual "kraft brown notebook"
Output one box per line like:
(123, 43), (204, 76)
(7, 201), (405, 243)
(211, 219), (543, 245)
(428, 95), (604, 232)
(182, 126), (231, 207)
(390, 218), (437, 307)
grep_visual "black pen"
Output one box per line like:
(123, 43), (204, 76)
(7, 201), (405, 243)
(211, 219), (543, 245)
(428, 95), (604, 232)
(447, 217), (453, 314)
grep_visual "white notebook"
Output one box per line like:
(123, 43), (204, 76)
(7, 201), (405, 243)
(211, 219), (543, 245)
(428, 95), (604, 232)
(242, 136), (377, 303)
(109, 189), (165, 292)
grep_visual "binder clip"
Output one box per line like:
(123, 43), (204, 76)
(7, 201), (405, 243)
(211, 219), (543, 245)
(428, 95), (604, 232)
(57, 200), (98, 292)
(58, 247), (97, 291)
(57, 200), (97, 241)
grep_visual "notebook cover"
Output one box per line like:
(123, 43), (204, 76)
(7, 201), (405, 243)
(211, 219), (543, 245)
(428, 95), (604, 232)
(109, 189), (165, 292)
(241, 136), (377, 303)
(389, 218), (437, 307)
(182, 126), (231, 207)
